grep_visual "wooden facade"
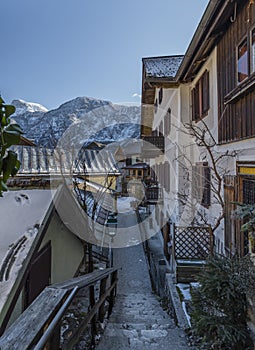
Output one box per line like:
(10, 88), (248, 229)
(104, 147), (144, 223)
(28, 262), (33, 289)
(218, 1), (255, 144)
(216, 1), (255, 257)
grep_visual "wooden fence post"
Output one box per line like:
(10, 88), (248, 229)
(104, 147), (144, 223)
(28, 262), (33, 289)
(108, 270), (118, 318)
(98, 277), (107, 323)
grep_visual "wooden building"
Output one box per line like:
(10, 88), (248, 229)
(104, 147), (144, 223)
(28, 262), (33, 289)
(141, 0), (255, 338)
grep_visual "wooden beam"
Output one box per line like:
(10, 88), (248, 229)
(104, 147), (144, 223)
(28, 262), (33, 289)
(0, 288), (68, 350)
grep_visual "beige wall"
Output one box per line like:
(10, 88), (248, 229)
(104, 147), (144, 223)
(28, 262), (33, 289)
(41, 211), (84, 284)
(7, 210), (84, 328)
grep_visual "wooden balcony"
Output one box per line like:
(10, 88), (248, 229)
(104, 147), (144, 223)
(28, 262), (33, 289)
(141, 136), (165, 158)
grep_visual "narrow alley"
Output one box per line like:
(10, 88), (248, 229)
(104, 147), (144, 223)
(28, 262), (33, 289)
(95, 209), (196, 350)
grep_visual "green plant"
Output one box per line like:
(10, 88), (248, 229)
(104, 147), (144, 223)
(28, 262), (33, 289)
(0, 96), (23, 196)
(191, 254), (255, 349)
(233, 203), (255, 233)
(233, 203), (255, 254)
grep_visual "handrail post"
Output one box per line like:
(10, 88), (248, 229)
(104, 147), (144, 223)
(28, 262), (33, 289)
(108, 270), (118, 318)
(89, 284), (96, 347)
(98, 277), (107, 323)
(171, 223), (176, 273)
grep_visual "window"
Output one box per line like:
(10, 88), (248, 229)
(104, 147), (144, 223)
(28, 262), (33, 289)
(237, 39), (248, 83)
(164, 108), (171, 136)
(192, 162), (211, 207)
(163, 161), (170, 193)
(241, 177), (255, 255)
(251, 28), (255, 73)
(159, 88), (163, 104)
(237, 29), (255, 83)
(191, 70), (210, 121)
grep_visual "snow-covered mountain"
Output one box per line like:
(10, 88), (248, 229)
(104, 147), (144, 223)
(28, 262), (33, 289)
(12, 99), (48, 115)
(11, 97), (141, 149)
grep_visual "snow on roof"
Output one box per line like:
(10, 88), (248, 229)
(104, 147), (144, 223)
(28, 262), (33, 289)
(10, 146), (120, 178)
(76, 149), (120, 175)
(0, 189), (54, 312)
(143, 55), (184, 79)
(117, 139), (142, 156)
(11, 145), (72, 175)
(0, 190), (54, 265)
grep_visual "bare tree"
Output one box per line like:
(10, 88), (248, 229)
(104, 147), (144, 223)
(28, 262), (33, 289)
(176, 118), (238, 234)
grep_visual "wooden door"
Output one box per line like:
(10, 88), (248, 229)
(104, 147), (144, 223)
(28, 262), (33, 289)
(224, 175), (237, 255)
(24, 242), (51, 309)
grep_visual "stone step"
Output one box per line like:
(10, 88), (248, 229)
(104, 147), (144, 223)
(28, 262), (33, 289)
(104, 322), (175, 333)
(111, 307), (170, 317)
(94, 241), (195, 350)
(109, 314), (172, 325)
(96, 328), (192, 350)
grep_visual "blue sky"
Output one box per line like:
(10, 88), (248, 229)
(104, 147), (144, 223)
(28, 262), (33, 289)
(1, 0), (208, 110)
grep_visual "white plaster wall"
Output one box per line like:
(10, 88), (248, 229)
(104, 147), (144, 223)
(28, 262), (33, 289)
(187, 48), (218, 137)
(152, 87), (181, 224)
(179, 48), (226, 252)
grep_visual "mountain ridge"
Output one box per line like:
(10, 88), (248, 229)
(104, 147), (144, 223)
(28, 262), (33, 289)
(11, 97), (141, 149)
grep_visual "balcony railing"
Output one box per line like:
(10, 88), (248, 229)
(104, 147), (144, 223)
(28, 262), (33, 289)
(142, 136), (165, 157)
(144, 186), (163, 204)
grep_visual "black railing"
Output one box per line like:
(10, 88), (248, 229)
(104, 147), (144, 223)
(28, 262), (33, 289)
(142, 184), (163, 204)
(142, 135), (165, 154)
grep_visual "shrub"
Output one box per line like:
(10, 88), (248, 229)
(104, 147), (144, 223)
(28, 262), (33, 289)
(191, 254), (255, 349)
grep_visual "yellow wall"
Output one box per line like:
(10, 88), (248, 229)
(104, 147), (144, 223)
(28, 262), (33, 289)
(86, 175), (118, 190)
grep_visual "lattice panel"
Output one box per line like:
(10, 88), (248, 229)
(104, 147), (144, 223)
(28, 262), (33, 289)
(174, 226), (212, 260)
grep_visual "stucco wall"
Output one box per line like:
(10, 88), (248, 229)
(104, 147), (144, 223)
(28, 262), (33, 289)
(41, 210), (84, 284)
(7, 210), (84, 329)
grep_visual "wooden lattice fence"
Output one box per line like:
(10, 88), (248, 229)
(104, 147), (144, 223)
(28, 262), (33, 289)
(173, 225), (213, 260)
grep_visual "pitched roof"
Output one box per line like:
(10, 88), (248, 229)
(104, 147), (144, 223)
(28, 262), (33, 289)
(10, 145), (120, 178)
(76, 149), (120, 175)
(143, 55), (184, 80)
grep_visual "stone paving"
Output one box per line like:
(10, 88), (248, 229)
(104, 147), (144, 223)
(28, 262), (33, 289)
(95, 210), (196, 350)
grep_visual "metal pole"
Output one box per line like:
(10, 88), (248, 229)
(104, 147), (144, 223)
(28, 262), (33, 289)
(109, 238), (112, 267)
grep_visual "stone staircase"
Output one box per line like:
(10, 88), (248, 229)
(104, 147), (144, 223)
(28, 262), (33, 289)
(95, 211), (195, 350)
(96, 292), (191, 350)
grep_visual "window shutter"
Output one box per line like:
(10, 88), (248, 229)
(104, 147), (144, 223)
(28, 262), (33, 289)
(192, 162), (211, 207)
(202, 164), (211, 207)
(202, 70), (209, 115)
(191, 70), (210, 121)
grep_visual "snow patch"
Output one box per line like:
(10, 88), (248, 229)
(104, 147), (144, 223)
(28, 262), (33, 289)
(12, 99), (48, 116)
